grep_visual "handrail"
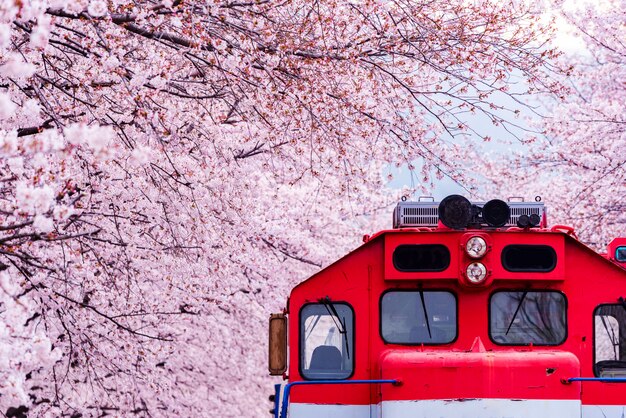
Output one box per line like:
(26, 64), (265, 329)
(568, 377), (626, 383)
(272, 383), (281, 418)
(279, 379), (400, 418)
(550, 225), (578, 239)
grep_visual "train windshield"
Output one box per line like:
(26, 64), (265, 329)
(490, 291), (567, 345)
(380, 291), (457, 344)
(594, 304), (626, 377)
(300, 302), (354, 379)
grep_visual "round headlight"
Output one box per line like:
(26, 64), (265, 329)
(482, 199), (510, 227)
(438, 194), (472, 229)
(465, 236), (487, 258)
(466, 262), (487, 284)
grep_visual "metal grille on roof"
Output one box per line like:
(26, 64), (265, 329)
(393, 201), (546, 229)
(393, 202), (440, 228)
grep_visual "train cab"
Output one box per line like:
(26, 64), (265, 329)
(268, 195), (626, 418)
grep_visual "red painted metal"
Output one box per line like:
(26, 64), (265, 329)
(283, 225), (626, 410)
(380, 347), (581, 400)
(607, 238), (626, 268)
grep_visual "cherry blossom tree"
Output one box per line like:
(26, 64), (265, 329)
(484, 0), (624, 249)
(1, 0), (562, 415)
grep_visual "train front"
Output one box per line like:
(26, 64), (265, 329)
(268, 195), (626, 418)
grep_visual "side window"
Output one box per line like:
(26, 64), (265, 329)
(501, 245), (557, 272)
(381, 291), (457, 344)
(594, 304), (626, 377)
(300, 303), (354, 379)
(393, 245), (451, 272)
(490, 291), (567, 345)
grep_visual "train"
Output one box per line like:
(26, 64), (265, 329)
(267, 195), (626, 418)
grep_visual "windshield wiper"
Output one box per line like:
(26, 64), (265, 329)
(320, 296), (350, 359)
(418, 288), (432, 339)
(506, 290), (528, 335)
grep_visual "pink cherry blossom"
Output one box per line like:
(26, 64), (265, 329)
(0, 93), (16, 119)
(32, 215), (54, 232)
(0, 54), (37, 78)
(0, 0), (580, 416)
(0, 23), (10, 50)
(87, 0), (108, 17)
(482, 0), (625, 249)
(29, 15), (51, 49)
(15, 184), (55, 215)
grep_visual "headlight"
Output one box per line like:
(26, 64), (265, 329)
(466, 236), (487, 258)
(482, 199), (510, 227)
(438, 194), (472, 229)
(466, 262), (487, 284)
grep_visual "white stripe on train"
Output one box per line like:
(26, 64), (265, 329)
(288, 399), (626, 418)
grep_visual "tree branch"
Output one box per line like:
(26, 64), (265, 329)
(52, 291), (174, 341)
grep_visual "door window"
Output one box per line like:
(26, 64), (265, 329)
(594, 304), (626, 377)
(300, 302), (354, 379)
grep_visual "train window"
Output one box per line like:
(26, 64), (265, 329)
(393, 244), (451, 272)
(300, 302), (354, 380)
(380, 291), (457, 344)
(594, 304), (626, 378)
(489, 291), (567, 345)
(501, 245), (557, 272)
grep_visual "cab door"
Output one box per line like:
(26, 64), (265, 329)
(582, 304), (626, 417)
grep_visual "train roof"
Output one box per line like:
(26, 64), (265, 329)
(291, 222), (626, 296)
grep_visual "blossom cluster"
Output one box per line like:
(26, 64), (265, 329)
(0, 0), (564, 415)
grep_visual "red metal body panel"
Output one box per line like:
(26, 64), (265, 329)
(607, 237), (626, 267)
(383, 231), (565, 282)
(380, 349), (580, 400)
(285, 228), (626, 411)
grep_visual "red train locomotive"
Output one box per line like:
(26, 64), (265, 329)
(268, 195), (626, 418)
